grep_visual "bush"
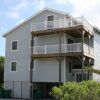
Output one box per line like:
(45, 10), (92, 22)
(50, 81), (100, 100)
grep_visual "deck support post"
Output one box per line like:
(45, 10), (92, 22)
(87, 59), (91, 80)
(82, 30), (85, 80)
(30, 33), (34, 100)
(56, 32), (64, 86)
(88, 35), (91, 54)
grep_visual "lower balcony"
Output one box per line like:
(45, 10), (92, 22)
(32, 43), (94, 58)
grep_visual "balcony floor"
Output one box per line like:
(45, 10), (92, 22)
(31, 25), (92, 37)
(32, 52), (94, 59)
(32, 52), (81, 58)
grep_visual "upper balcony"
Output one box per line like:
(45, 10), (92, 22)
(31, 17), (93, 36)
(32, 43), (94, 59)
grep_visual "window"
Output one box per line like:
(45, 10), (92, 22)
(68, 62), (72, 73)
(12, 41), (17, 50)
(47, 15), (54, 21)
(11, 62), (17, 71)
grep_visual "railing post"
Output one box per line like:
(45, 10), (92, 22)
(45, 44), (46, 54)
(54, 20), (55, 28)
(82, 30), (85, 80)
(45, 21), (47, 30)
(60, 19), (61, 28)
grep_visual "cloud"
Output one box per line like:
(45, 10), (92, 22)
(36, 0), (46, 10)
(16, 19), (25, 25)
(10, 0), (29, 11)
(4, 0), (30, 20)
(6, 11), (19, 19)
(31, 0), (46, 11)
(54, 0), (100, 28)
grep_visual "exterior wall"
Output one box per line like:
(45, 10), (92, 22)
(4, 10), (67, 98)
(94, 33), (100, 81)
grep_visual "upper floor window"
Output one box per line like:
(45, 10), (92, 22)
(11, 62), (17, 71)
(47, 15), (54, 21)
(12, 41), (18, 50)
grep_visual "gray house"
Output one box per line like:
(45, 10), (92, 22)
(3, 8), (100, 99)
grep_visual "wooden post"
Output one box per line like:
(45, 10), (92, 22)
(30, 33), (34, 100)
(88, 35), (91, 54)
(21, 81), (22, 99)
(82, 31), (85, 80)
(88, 59), (91, 80)
(59, 32), (62, 86)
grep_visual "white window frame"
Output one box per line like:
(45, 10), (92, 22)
(11, 40), (18, 51)
(10, 61), (17, 72)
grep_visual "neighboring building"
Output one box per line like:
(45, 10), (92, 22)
(3, 8), (100, 99)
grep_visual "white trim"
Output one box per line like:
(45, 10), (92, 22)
(3, 8), (70, 37)
(11, 40), (18, 51)
(10, 61), (18, 72)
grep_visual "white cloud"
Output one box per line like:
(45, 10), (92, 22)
(37, 0), (46, 10)
(6, 11), (19, 19)
(31, 0), (46, 10)
(16, 19), (25, 25)
(5, 0), (29, 19)
(69, 0), (100, 27)
(10, 0), (29, 11)
(54, 0), (100, 28)
(53, 0), (68, 4)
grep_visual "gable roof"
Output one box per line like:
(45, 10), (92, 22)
(3, 7), (70, 37)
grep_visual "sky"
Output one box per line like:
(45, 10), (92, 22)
(0, 0), (100, 56)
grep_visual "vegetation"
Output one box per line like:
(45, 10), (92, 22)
(85, 67), (100, 75)
(50, 81), (100, 100)
(0, 56), (5, 88)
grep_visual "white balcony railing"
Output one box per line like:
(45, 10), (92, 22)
(31, 17), (93, 33)
(33, 43), (94, 56)
(84, 43), (94, 56)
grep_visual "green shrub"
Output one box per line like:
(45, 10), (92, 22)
(50, 81), (100, 100)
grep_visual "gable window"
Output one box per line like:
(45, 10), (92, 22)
(47, 15), (54, 21)
(11, 62), (17, 71)
(12, 41), (18, 50)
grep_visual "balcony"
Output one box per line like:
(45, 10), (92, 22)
(31, 17), (93, 34)
(33, 43), (94, 58)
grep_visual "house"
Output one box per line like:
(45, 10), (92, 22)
(3, 8), (100, 99)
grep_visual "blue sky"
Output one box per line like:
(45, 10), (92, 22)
(0, 0), (100, 56)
